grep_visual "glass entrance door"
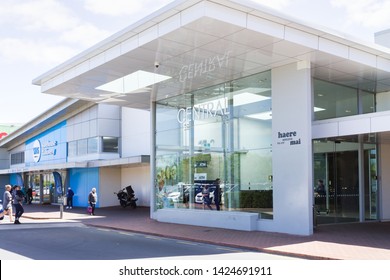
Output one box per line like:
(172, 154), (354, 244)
(313, 134), (378, 224)
(364, 145), (378, 220)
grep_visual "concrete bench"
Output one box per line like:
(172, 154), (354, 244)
(155, 208), (259, 231)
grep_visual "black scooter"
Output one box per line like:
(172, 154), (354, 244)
(114, 185), (138, 209)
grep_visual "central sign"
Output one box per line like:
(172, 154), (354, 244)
(177, 98), (230, 125)
(179, 51), (232, 82)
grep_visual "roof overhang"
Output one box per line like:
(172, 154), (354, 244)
(33, 0), (390, 110)
(0, 98), (94, 150)
(0, 155), (150, 174)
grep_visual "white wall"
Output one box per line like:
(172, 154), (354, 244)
(99, 167), (121, 207)
(67, 104), (120, 141)
(121, 165), (150, 207)
(0, 148), (9, 169)
(379, 142), (390, 220)
(263, 61), (313, 236)
(375, 29), (390, 48)
(67, 105), (98, 141)
(97, 104), (120, 137)
(121, 108), (150, 157)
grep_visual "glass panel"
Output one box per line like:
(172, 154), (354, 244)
(313, 134), (378, 224)
(77, 139), (87, 155)
(28, 174), (41, 203)
(314, 79), (358, 120)
(364, 139), (378, 220)
(43, 173), (53, 204)
(155, 71), (273, 218)
(102, 137), (118, 153)
(67, 141), (77, 157)
(361, 90), (375, 114)
(88, 137), (99, 153)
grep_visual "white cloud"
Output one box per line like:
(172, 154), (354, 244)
(84, 0), (163, 16)
(0, 38), (77, 65)
(0, 0), (79, 32)
(60, 23), (112, 48)
(250, 0), (292, 10)
(331, 0), (390, 28)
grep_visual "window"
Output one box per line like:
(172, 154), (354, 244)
(67, 136), (118, 156)
(313, 79), (376, 120)
(155, 71), (273, 218)
(102, 137), (118, 153)
(11, 152), (25, 165)
(88, 137), (99, 153)
(68, 141), (77, 157)
(77, 139), (88, 155)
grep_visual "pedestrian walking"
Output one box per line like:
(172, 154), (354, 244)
(88, 187), (97, 215)
(202, 185), (213, 210)
(27, 187), (33, 204)
(12, 185), (24, 224)
(3, 184), (13, 222)
(214, 178), (221, 211)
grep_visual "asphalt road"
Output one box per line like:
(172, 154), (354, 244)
(0, 222), (299, 260)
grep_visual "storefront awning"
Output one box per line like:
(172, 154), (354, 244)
(0, 155), (149, 174)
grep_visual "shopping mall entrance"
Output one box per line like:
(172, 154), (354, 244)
(313, 134), (378, 224)
(25, 170), (67, 204)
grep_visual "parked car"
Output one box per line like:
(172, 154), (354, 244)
(167, 191), (181, 203)
(32, 189), (40, 197)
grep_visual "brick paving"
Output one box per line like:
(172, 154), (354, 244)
(4, 204), (390, 260)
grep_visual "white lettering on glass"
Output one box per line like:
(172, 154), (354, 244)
(179, 51), (232, 82)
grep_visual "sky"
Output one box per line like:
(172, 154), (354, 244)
(0, 0), (389, 124)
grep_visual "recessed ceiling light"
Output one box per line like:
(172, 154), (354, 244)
(247, 111), (272, 120)
(96, 70), (171, 94)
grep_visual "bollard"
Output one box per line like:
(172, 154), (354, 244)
(60, 196), (64, 219)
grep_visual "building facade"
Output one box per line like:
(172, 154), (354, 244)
(3, 0), (390, 235)
(0, 99), (151, 208)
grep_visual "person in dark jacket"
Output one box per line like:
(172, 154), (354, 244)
(27, 187), (33, 204)
(66, 187), (75, 209)
(12, 185), (24, 224)
(202, 185), (213, 210)
(88, 188), (97, 215)
(214, 178), (221, 211)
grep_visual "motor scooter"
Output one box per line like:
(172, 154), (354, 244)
(114, 185), (138, 209)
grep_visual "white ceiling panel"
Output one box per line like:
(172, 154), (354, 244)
(36, 0), (390, 111)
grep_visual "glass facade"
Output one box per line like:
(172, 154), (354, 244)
(155, 71), (273, 218)
(313, 79), (379, 224)
(313, 134), (378, 224)
(26, 170), (67, 204)
(313, 79), (375, 120)
(67, 136), (118, 156)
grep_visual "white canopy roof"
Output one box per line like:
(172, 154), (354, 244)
(33, 0), (390, 110)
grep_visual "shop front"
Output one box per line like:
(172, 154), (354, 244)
(24, 171), (67, 204)
(154, 71), (273, 218)
(31, 0), (390, 235)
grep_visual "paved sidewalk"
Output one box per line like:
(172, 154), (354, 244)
(4, 204), (390, 260)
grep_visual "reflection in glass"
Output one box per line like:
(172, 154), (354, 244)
(155, 71), (273, 218)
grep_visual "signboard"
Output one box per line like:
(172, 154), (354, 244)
(276, 130), (301, 146)
(53, 171), (63, 195)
